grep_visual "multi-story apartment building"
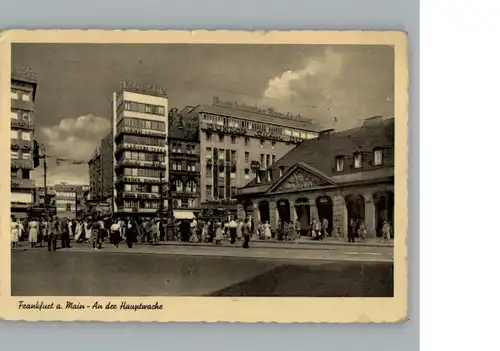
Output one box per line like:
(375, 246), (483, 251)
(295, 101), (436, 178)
(182, 97), (320, 217)
(168, 108), (201, 219)
(53, 183), (90, 219)
(237, 116), (395, 238)
(112, 81), (169, 216)
(88, 149), (102, 200)
(88, 132), (114, 201)
(10, 67), (38, 219)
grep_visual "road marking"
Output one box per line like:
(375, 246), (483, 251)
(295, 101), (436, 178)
(345, 252), (359, 255)
(365, 252), (383, 255)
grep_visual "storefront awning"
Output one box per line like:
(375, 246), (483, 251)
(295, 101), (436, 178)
(173, 211), (195, 219)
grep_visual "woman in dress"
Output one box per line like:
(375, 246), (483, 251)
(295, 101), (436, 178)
(263, 221), (272, 240)
(382, 220), (392, 241)
(357, 221), (367, 241)
(28, 218), (39, 248)
(214, 221), (223, 245)
(84, 218), (92, 243)
(110, 219), (121, 248)
(11, 216), (19, 248)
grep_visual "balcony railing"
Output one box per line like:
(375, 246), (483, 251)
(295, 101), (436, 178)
(115, 158), (166, 169)
(120, 192), (161, 199)
(11, 178), (35, 189)
(115, 143), (166, 154)
(115, 175), (168, 184)
(11, 119), (34, 130)
(116, 126), (166, 138)
(11, 139), (32, 151)
(11, 159), (33, 170)
(170, 190), (200, 198)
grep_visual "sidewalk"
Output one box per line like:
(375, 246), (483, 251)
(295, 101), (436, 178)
(155, 237), (393, 250)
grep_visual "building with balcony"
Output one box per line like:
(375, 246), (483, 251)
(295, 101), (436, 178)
(88, 132), (114, 201)
(181, 97), (321, 218)
(112, 81), (169, 216)
(53, 183), (89, 219)
(236, 116), (395, 239)
(88, 148), (102, 200)
(168, 108), (201, 219)
(10, 67), (38, 219)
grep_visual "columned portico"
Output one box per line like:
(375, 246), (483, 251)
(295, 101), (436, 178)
(363, 193), (376, 238)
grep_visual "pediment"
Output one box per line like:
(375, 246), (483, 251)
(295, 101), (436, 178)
(266, 165), (334, 194)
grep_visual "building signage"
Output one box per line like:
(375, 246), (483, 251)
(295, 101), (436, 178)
(121, 127), (165, 137)
(123, 143), (165, 153)
(12, 66), (37, 80)
(212, 96), (312, 123)
(121, 80), (167, 96)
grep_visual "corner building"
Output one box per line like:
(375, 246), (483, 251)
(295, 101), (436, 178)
(182, 98), (320, 217)
(112, 82), (168, 216)
(10, 67), (38, 219)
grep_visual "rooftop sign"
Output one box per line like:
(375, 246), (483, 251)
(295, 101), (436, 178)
(120, 80), (167, 97)
(212, 96), (312, 124)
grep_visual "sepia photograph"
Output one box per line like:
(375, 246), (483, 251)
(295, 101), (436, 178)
(1, 30), (408, 322)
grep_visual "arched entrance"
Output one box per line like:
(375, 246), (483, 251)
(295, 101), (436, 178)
(294, 197), (310, 236)
(345, 194), (365, 237)
(276, 199), (291, 223)
(258, 200), (270, 223)
(374, 191), (394, 238)
(243, 200), (254, 219)
(316, 195), (333, 236)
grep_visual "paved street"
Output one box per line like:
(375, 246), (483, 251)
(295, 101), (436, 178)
(11, 242), (393, 297)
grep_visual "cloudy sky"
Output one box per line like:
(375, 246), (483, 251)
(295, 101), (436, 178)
(12, 44), (394, 185)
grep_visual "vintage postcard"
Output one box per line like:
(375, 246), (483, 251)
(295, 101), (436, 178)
(0, 30), (408, 323)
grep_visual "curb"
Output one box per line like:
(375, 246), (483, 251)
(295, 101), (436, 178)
(153, 241), (393, 249)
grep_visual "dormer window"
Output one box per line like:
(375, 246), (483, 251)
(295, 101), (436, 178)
(353, 152), (363, 169)
(373, 149), (383, 166)
(335, 156), (344, 172)
(267, 170), (272, 182)
(257, 172), (261, 184)
(279, 166), (285, 177)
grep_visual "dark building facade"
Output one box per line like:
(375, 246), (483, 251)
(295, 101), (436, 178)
(236, 116), (395, 238)
(168, 109), (201, 219)
(10, 67), (38, 219)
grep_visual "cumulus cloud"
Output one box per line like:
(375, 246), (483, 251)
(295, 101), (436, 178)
(34, 114), (111, 185)
(260, 48), (394, 131)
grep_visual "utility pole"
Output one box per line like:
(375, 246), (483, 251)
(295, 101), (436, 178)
(75, 189), (78, 220)
(43, 146), (48, 218)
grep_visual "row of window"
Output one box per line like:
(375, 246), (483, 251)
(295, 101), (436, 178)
(171, 143), (197, 154)
(334, 150), (384, 172)
(122, 200), (160, 209)
(172, 180), (197, 193)
(201, 113), (319, 139)
(171, 161), (196, 172)
(11, 109), (31, 122)
(205, 133), (278, 148)
(204, 185), (237, 199)
(10, 129), (32, 141)
(55, 192), (77, 198)
(172, 198), (197, 208)
(11, 150), (31, 160)
(122, 134), (165, 147)
(11, 168), (30, 180)
(124, 101), (166, 116)
(123, 168), (163, 178)
(123, 184), (159, 193)
(123, 151), (165, 162)
(119, 117), (165, 132)
(206, 167), (254, 180)
(11, 89), (32, 102)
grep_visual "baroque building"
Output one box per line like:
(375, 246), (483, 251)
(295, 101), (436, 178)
(167, 108), (201, 219)
(181, 97), (320, 218)
(236, 116), (395, 238)
(10, 67), (38, 219)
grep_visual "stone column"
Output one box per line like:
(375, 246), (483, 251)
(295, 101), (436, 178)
(364, 193), (376, 238)
(333, 196), (346, 238)
(254, 202), (260, 224)
(269, 200), (277, 229)
(290, 200), (297, 223)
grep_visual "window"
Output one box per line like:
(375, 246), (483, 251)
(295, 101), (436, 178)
(66, 203), (72, 212)
(374, 149), (383, 166)
(256, 172), (261, 184)
(188, 198), (196, 208)
(205, 185), (213, 199)
(260, 154), (264, 166)
(11, 168), (17, 178)
(267, 170), (272, 182)
(271, 141), (276, 149)
(11, 110), (18, 120)
(354, 153), (363, 169)
(230, 171), (236, 179)
(260, 139), (264, 148)
(272, 155), (276, 165)
(335, 156), (344, 172)
(244, 137), (250, 146)
(22, 169), (30, 179)
(266, 154), (271, 168)
(231, 136), (236, 144)
(206, 147), (212, 155)
(279, 166), (285, 177)
(124, 184), (132, 191)
(244, 168), (250, 180)
(11, 150), (18, 159)
(218, 186), (225, 199)
(186, 180), (197, 193)
(10, 130), (18, 139)
(218, 134), (224, 142)
(22, 152), (30, 160)
(151, 185), (159, 193)
(206, 132), (212, 141)
(244, 152), (249, 163)
(11, 90), (18, 100)
(21, 132), (31, 141)
(174, 180), (183, 192)
(218, 150), (225, 160)
(21, 92), (31, 102)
